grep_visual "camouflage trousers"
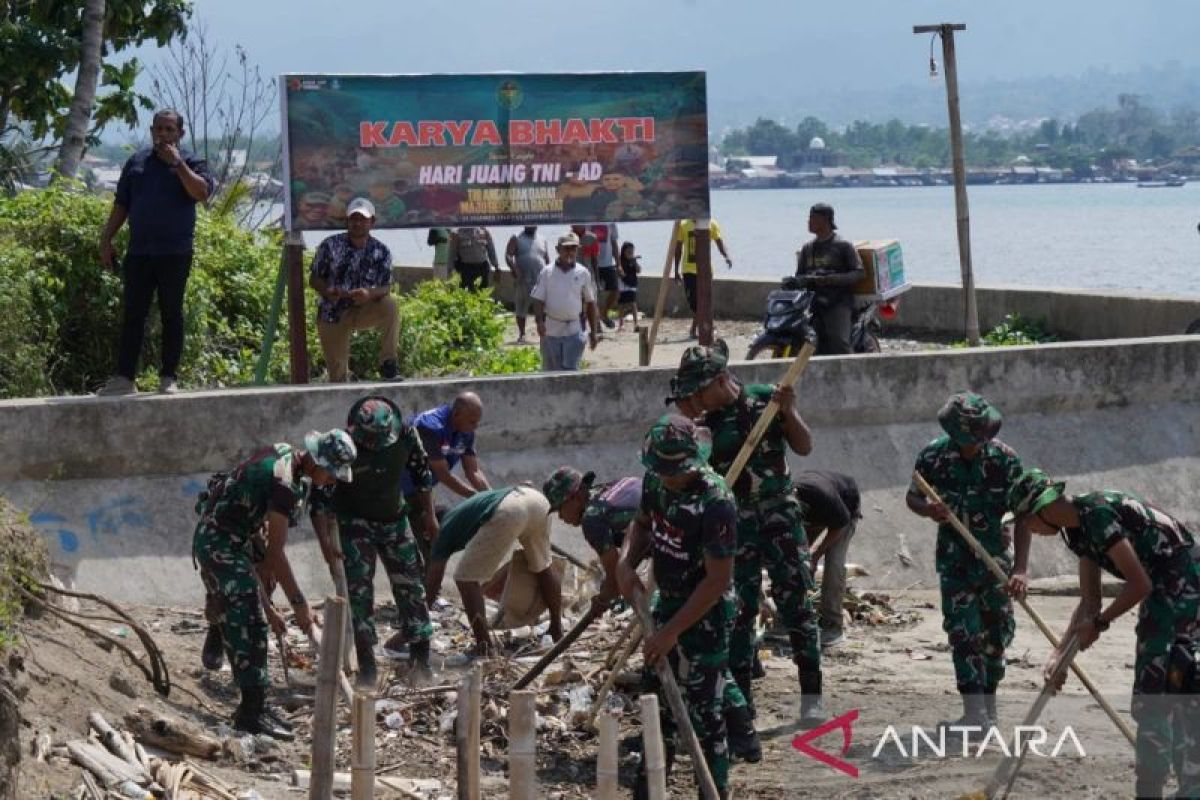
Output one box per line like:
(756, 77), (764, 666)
(193, 524), (268, 690)
(1130, 559), (1200, 797)
(939, 562), (1015, 692)
(643, 591), (745, 794)
(338, 515), (432, 646)
(730, 493), (821, 676)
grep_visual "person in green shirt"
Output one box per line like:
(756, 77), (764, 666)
(425, 486), (563, 656)
(1009, 469), (1199, 799)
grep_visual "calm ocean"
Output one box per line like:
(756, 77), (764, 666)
(304, 183), (1200, 296)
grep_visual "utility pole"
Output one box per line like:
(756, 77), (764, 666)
(914, 22), (979, 346)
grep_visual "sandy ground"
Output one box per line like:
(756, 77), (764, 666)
(501, 315), (946, 373)
(11, 581), (1153, 799)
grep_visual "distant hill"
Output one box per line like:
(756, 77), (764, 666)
(710, 62), (1200, 132)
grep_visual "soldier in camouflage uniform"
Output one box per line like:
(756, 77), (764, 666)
(543, 466), (633, 611)
(905, 393), (1029, 729)
(1010, 469), (1200, 799)
(616, 414), (753, 800)
(193, 429), (356, 739)
(311, 396), (438, 685)
(675, 339), (827, 729)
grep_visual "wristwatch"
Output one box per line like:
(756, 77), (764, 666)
(1092, 613), (1110, 633)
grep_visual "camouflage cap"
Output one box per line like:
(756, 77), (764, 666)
(542, 467), (596, 512)
(347, 396), (400, 451)
(641, 414), (713, 476)
(938, 392), (1002, 446)
(1008, 468), (1066, 519)
(672, 338), (730, 398)
(304, 429), (357, 482)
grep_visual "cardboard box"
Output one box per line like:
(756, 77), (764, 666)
(853, 239), (911, 300)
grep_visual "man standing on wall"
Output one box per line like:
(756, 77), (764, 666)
(309, 198), (400, 382)
(795, 203), (865, 356)
(97, 109), (215, 396)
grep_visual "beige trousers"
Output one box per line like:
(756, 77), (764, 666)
(316, 294), (399, 382)
(454, 488), (552, 583)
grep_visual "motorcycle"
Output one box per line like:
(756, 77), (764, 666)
(745, 276), (886, 359)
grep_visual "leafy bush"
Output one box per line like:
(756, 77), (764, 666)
(952, 313), (1059, 348)
(0, 186), (537, 397)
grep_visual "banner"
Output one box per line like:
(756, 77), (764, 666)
(281, 72), (709, 231)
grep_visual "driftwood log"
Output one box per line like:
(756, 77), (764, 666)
(123, 706), (222, 760)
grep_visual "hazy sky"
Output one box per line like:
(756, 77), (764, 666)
(127, 0), (1198, 131)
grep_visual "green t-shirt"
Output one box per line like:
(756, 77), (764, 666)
(431, 487), (516, 561)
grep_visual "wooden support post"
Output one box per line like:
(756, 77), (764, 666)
(639, 694), (668, 800)
(350, 692), (376, 800)
(456, 665), (482, 800)
(695, 219), (713, 345)
(284, 229), (310, 383)
(508, 690), (537, 800)
(913, 23), (978, 345)
(596, 710), (619, 800)
(645, 220), (682, 365)
(310, 596), (347, 800)
(638, 326), (650, 366)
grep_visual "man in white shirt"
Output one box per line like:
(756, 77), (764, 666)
(530, 232), (600, 371)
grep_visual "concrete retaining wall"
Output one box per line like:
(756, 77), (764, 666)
(3, 336), (1199, 604)
(393, 265), (1200, 340)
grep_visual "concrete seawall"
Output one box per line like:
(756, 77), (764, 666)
(3, 335), (1198, 604)
(393, 265), (1200, 340)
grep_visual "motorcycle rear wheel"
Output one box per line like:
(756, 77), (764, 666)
(745, 342), (789, 360)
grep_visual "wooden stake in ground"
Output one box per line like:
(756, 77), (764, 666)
(639, 694), (668, 800)
(456, 665), (482, 800)
(645, 220), (682, 365)
(508, 690), (537, 800)
(329, 519), (357, 674)
(309, 624), (355, 706)
(596, 710), (620, 800)
(631, 587), (720, 800)
(351, 692), (376, 800)
(512, 601), (605, 690)
(911, 472), (1136, 746)
(310, 596), (347, 800)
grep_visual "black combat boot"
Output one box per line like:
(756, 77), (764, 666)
(201, 625), (224, 671)
(733, 668), (757, 719)
(751, 651), (766, 679)
(633, 744), (675, 800)
(938, 687), (990, 735)
(233, 686), (295, 741)
(725, 703), (762, 763)
(984, 684), (1000, 728)
(355, 631), (378, 687)
(408, 639), (433, 683)
(799, 670), (830, 729)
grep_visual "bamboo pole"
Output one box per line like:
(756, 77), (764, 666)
(456, 665), (482, 800)
(595, 710), (620, 800)
(586, 624), (642, 730)
(645, 220), (682, 364)
(350, 692), (376, 800)
(328, 519), (357, 674)
(512, 602), (604, 690)
(981, 637), (1082, 800)
(308, 624), (355, 706)
(911, 472), (1136, 746)
(310, 596), (347, 800)
(723, 341), (816, 488)
(508, 690), (537, 800)
(639, 694), (668, 800)
(630, 588), (720, 800)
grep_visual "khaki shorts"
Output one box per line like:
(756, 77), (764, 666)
(453, 488), (552, 583)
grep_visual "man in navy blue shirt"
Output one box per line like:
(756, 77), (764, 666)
(98, 109), (214, 396)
